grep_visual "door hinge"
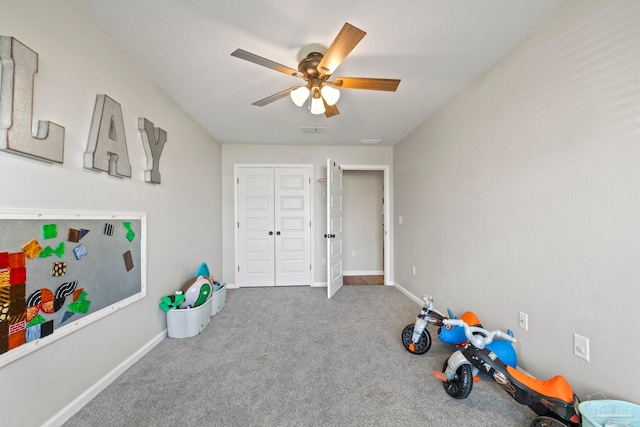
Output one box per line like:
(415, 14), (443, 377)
(237, 266), (240, 272)
(237, 177), (239, 184)
(237, 221), (239, 228)
(310, 264), (312, 270)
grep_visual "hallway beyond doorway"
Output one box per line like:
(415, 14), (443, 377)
(343, 275), (384, 286)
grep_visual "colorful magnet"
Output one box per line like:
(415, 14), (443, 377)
(8, 320), (25, 334)
(60, 311), (74, 324)
(26, 324), (41, 343)
(123, 250), (134, 271)
(41, 224), (58, 239)
(40, 320), (53, 337)
(39, 246), (54, 258)
(27, 313), (46, 327)
(53, 242), (65, 258)
(8, 298), (25, 316)
(9, 267), (26, 285)
(8, 330), (25, 350)
(0, 302), (8, 323)
(68, 228), (81, 242)
(26, 306), (40, 323)
(9, 284), (25, 302)
(73, 244), (87, 260)
(8, 252), (25, 269)
(104, 223), (114, 236)
(0, 271), (9, 288)
(123, 222), (135, 241)
(21, 239), (43, 259)
(0, 252), (8, 269)
(55, 281), (78, 300)
(52, 262), (67, 277)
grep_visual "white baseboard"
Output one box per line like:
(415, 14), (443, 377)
(312, 282), (327, 287)
(43, 330), (167, 427)
(391, 281), (422, 305)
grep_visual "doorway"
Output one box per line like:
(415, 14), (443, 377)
(326, 161), (391, 298)
(342, 169), (384, 285)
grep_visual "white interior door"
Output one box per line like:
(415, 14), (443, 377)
(274, 167), (311, 286)
(237, 167), (275, 287)
(327, 159), (344, 298)
(237, 166), (311, 287)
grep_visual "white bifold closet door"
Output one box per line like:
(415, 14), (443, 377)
(237, 167), (311, 287)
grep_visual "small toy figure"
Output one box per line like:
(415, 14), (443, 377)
(159, 291), (185, 312)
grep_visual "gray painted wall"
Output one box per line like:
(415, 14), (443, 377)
(343, 170), (384, 274)
(1, 2), (222, 426)
(394, 0), (640, 403)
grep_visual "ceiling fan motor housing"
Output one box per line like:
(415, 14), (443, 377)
(298, 52), (324, 78)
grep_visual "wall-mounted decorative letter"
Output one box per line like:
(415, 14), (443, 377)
(138, 118), (167, 184)
(84, 95), (131, 178)
(0, 36), (65, 163)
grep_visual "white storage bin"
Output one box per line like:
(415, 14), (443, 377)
(211, 282), (227, 316)
(166, 297), (212, 338)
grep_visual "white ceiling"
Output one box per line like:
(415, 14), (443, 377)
(70, 0), (567, 147)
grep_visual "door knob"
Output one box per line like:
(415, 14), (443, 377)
(276, 231), (281, 235)
(269, 231), (273, 235)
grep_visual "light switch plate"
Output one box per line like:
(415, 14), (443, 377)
(573, 333), (590, 361)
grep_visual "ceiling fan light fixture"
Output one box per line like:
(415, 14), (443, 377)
(321, 85), (340, 106)
(290, 86), (310, 107)
(309, 95), (326, 115)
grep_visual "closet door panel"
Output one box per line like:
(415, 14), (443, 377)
(238, 168), (275, 287)
(275, 167), (311, 286)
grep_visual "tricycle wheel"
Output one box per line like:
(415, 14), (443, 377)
(401, 324), (431, 354)
(529, 416), (569, 427)
(441, 360), (473, 399)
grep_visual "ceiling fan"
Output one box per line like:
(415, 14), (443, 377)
(231, 22), (401, 118)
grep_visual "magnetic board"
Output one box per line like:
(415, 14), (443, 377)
(0, 209), (146, 367)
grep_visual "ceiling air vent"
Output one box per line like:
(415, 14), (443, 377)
(301, 126), (326, 134)
(360, 139), (382, 144)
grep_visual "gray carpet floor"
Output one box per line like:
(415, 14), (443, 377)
(63, 286), (533, 426)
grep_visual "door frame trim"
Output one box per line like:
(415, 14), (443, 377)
(340, 164), (391, 286)
(234, 163), (315, 287)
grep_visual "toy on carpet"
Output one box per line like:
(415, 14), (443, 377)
(401, 295), (517, 368)
(158, 263), (217, 311)
(433, 318), (580, 427)
(402, 295), (485, 355)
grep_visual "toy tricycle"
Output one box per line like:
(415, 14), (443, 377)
(433, 318), (580, 427)
(401, 295), (484, 354)
(401, 295), (448, 354)
(402, 295), (518, 369)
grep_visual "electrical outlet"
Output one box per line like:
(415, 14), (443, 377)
(398, 216), (403, 225)
(412, 265), (416, 276)
(518, 312), (528, 331)
(321, 258), (326, 266)
(573, 333), (590, 361)
(351, 250), (356, 257)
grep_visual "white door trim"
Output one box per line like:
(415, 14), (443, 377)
(340, 164), (391, 286)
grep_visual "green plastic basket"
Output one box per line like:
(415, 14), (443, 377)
(579, 399), (640, 427)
